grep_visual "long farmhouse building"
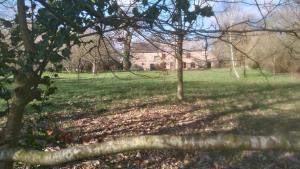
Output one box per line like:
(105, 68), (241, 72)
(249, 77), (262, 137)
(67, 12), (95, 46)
(131, 40), (218, 70)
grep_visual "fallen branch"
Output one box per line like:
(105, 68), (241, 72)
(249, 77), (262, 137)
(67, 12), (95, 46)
(1, 134), (300, 166)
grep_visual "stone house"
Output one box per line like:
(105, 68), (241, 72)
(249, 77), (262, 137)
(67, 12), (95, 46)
(131, 40), (218, 70)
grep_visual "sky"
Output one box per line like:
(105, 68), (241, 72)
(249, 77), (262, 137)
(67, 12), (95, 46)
(0, 0), (295, 32)
(0, 0), (288, 21)
(0, 0), (16, 19)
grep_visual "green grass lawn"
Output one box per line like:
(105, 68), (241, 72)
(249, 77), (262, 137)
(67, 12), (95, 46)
(18, 68), (300, 132)
(14, 68), (297, 134)
(8, 69), (300, 129)
(1, 68), (300, 168)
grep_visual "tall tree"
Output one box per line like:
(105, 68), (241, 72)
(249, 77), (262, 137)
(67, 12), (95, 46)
(228, 0), (240, 78)
(69, 34), (120, 74)
(122, 29), (133, 70)
(115, 28), (133, 71)
(0, 0), (76, 167)
(0, 1), (162, 167)
(135, 0), (214, 100)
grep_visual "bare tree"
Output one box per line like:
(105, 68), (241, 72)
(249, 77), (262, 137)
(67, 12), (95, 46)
(115, 29), (133, 71)
(133, 0), (214, 100)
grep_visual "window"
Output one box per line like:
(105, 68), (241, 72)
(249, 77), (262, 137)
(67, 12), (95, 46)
(170, 62), (174, 67)
(162, 53), (166, 59)
(191, 62), (195, 68)
(154, 56), (160, 62)
(186, 53), (191, 58)
(183, 62), (187, 68)
(150, 64), (155, 70)
(206, 62), (212, 69)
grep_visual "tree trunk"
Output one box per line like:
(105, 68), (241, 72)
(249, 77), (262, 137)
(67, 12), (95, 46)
(229, 32), (240, 79)
(273, 55), (276, 76)
(123, 31), (132, 71)
(175, 5), (184, 101)
(0, 100), (26, 169)
(228, 4), (240, 79)
(204, 37), (209, 68)
(1, 134), (300, 166)
(77, 58), (81, 81)
(92, 61), (96, 76)
(0, 74), (33, 169)
(176, 34), (184, 101)
(17, 0), (34, 53)
(0, 1), (35, 168)
(243, 55), (247, 78)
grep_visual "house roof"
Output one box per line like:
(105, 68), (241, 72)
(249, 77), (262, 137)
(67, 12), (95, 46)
(132, 40), (205, 53)
(183, 41), (204, 51)
(132, 42), (160, 53)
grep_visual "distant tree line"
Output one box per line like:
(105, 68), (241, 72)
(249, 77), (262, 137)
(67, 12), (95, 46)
(212, 2), (300, 75)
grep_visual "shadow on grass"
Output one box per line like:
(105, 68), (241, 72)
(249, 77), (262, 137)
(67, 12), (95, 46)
(30, 73), (300, 169)
(37, 76), (300, 135)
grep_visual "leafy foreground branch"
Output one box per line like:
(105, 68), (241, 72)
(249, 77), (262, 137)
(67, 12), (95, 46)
(1, 134), (300, 166)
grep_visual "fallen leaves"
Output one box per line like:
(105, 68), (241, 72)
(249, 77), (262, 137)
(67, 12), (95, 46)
(22, 95), (300, 169)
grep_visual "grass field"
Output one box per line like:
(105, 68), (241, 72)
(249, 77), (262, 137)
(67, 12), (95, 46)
(1, 68), (300, 168)
(42, 68), (300, 114)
